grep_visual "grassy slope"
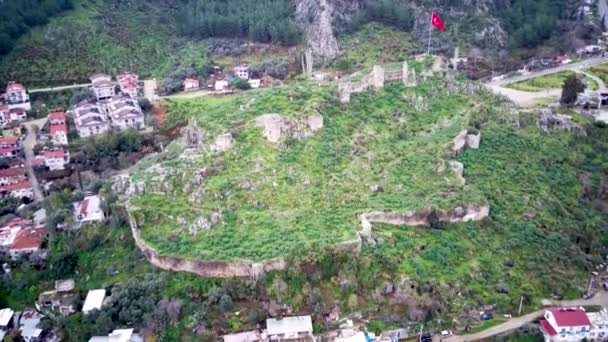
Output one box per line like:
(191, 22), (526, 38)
(0, 0), (182, 87)
(129, 78), (488, 262)
(509, 71), (598, 92)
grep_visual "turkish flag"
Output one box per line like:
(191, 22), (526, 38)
(431, 12), (445, 31)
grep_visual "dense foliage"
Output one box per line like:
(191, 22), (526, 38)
(176, 0), (301, 45)
(0, 0), (73, 54)
(351, 0), (415, 33)
(501, 0), (563, 48)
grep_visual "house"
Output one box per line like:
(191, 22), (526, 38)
(0, 167), (26, 185)
(223, 330), (266, 342)
(43, 149), (70, 171)
(48, 110), (68, 145)
(0, 136), (20, 150)
(234, 65), (250, 80)
(266, 316), (315, 341)
(215, 79), (229, 91)
(73, 100), (111, 137)
(0, 217), (34, 252)
(74, 195), (105, 224)
(0, 104), (9, 126)
(0, 308), (14, 331)
(9, 108), (27, 122)
(104, 94), (144, 130)
(18, 309), (44, 342)
(0, 147), (18, 158)
(117, 73), (139, 99)
(90, 74), (115, 101)
(89, 328), (143, 342)
(82, 289), (107, 314)
(0, 180), (33, 199)
(36, 279), (78, 316)
(540, 307), (592, 342)
(4, 157), (25, 169)
(4, 81), (31, 112)
(184, 78), (200, 91)
(587, 308), (608, 340)
(248, 79), (261, 89)
(8, 226), (46, 260)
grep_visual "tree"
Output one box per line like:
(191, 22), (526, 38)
(561, 74), (585, 105)
(230, 78), (250, 90)
(70, 88), (96, 105)
(218, 294), (234, 312)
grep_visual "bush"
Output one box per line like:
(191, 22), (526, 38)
(230, 78), (251, 90)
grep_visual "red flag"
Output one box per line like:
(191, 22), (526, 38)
(431, 12), (445, 31)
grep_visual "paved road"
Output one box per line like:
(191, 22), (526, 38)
(21, 118), (47, 202)
(28, 83), (91, 93)
(447, 293), (608, 342)
(487, 56), (608, 87)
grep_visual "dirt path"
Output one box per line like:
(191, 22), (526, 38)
(446, 292), (608, 342)
(579, 70), (606, 91)
(485, 85), (561, 108)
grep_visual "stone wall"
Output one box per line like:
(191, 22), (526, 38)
(338, 61), (415, 103)
(359, 205), (490, 241)
(127, 205), (287, 278)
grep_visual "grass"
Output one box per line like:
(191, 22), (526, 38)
(130, 78), (490, 262)
(587, 62), (608, 85)
(508, 70), (599, 93)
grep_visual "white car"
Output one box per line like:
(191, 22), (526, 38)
(441, 330), (453, 337)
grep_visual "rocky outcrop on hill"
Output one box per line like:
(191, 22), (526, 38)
(452, 129), (481, 154)
(255, 113), (324, 143)
(537, 109), (586, 136)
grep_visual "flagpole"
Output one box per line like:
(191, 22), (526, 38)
(427, 11), (433, 56)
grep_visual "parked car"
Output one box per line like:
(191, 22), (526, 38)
(420, 334), (432, 342)
(441, 330), (453, 337)
(480, 313), (493, 320)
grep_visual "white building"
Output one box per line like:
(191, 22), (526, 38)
(588, 309), (608, 340)
(43, 149), (70, 171)
(19, 310), (44, 342)
(8, 108), (26, 122)
(0, 167), (26, 185)
(234, 65), (249, 80)
(4, 81), (31, 111)
(82, 289), (106, 314)
(0, 308), (14, 331)
(183, 78), (199, 91)
(8, 226), (46, 260)
(73, 195), (105, 224)
(223, 330), (266, 342)
(266, 316), (314, 341)
(116, 73), (139, 99)
(248, 79), (261, 89)
(0, 180), (33, 200)
(89, 328), (143, 342)
(90, 74), (115, 101)
(215, 79), (229, 91)
(48, 110), (69, 145)
(540, 307), (593, 342)
(73, 101), (111, 137)
(104, 94), (144, 130)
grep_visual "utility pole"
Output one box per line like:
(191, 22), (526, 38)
(518, 296), (524, 316)
(587, 274), (595, 297)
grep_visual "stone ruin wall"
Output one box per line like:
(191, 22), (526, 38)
(339, 62), (416, 103)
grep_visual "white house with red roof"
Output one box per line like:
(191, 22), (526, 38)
(42, 149), (69, 171)
(73, 195), (105, 224)
(540, 307), (593, 342)
(0, 167), (26, 185)
(4, 81), (31, 112)
(48, 110), (69, 145)
(90, 74), (115, 101)
(117, 73), (139, 99)
(0, 217), (33, 253)
(103, 94), (144, 130)
(0, 180), (33, 199)
(8, 226), (46, 260)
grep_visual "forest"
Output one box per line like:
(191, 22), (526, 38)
(175, 0), (301, 45)
(500, 0), (565, 48)
(0, 0), (74, 54)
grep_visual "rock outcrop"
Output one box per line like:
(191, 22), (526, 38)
(255, 113), (324, 143)
(211, 133), (233, 152)
(537, 109), (586, 136)
(452, 129), (481, 154)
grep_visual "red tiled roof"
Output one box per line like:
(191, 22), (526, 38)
(10, 227), (45, 250)
(48, 111), (66, 121)
(31, 157), (45, 167)
(117, 73), (138, 90)
(0, 180), (32, 192)
(2, 217), (32, 229)
(6, 81), (25, 93)
(44, 149), (65, 158)
(0, 147), (17, 155)
(549, 308), (591, 327)
(49, 122), (67, 135)
(184, 78), (199, 84)
(0, 167), (25, 178)
(0, 136), (18, 144)
(0, 104), (8, 112)
(540, 320), (557, 336)
(80, 199), (89, 216)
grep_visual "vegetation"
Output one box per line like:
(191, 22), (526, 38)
(561, 73), (585, 105)
(347, 0), (415, 34)
(501, 0), (563, 48)
(0, 0), (74, 54)
(176, 0), (301, 45)
(586, 63), (608, 84)
(509, 72), (598, 92)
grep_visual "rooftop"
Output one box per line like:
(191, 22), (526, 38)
(0, 167), (25, 178)
(266, 316), (313, 336)
(44, 149), (66, 159)
(6, 81), (25, 93)
(0, 308), (14, 326)
(19, 310), (43, 340)
(0, 180), (32, 192)
(48, 111), (66, 121)
(82, 289), (106, 313)
(10, 227), (45, 250)
(222, 330), (263, 342)
(117, 73), (139, 90)
(50, 122), (68, 135)
(0, 136), (19, 144)
(548, 307), (592, 327)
